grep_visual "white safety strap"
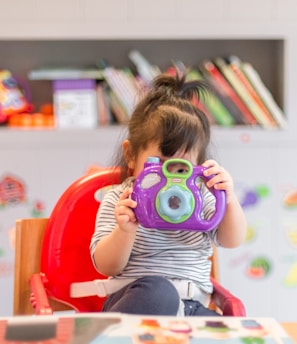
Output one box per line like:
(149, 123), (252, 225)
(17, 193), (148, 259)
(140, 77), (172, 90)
(70, 278), (136, 298)
(169, 279), (210, 307)
(70, 278), (210, 306)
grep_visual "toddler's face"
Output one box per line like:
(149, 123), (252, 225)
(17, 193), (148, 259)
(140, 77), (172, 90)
(132, 142), (199, 177)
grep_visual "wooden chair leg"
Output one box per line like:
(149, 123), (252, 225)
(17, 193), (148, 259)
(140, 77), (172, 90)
(13, 218), (48, 315)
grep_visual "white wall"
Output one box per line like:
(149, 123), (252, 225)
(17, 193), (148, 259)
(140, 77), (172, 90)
(0, 0), (296, 39)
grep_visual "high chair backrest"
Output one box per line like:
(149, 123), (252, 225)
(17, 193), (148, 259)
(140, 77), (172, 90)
(40, 167), (121, 313)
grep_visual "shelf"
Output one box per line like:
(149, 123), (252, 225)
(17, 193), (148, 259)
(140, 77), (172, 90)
(0, 39), (284, 111)
(0, 125), (294, 151)
(211, 126), (293, 148)
(0, 125), (126, 149)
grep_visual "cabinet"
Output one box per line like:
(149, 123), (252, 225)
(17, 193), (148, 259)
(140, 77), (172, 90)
(1, 0), (297, 321)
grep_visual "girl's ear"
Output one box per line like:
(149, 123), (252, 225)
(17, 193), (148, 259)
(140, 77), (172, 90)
(122, 140), (135, 170)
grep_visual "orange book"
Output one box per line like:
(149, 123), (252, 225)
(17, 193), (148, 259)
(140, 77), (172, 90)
(226, 55), (278, 128)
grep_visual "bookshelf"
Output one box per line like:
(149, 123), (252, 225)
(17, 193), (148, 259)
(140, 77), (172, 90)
(0, 39), (284, 115)
(0, 38), (288, 150)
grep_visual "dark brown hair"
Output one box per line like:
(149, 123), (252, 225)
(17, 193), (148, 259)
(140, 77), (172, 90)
(114, 67), (211, 182)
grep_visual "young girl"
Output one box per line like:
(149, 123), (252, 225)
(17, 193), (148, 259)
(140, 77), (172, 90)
(90, 68), (247, 316)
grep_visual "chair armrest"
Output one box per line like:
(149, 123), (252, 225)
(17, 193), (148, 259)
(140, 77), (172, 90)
(29, 273), (53, 315)
(211, 277), (246, 316)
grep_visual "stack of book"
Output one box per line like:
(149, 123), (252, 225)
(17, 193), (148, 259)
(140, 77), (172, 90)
(28, 53), (286, 129)
(97, 55), (286, 128)
(101, 66), (141, 124)
(198, 55), (285, 129)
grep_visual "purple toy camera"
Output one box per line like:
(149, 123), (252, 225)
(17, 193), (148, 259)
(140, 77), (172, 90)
(131, 157), (226, 231)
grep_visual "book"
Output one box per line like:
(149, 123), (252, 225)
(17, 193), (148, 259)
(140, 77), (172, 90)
(103, 67), (139, 117)
(200, 59), (256, 126)
(107, 88), (130, 124)
(218, 55), (278, 128)
(28, 67), (104, 80)
(192, 94), (218, 125)
(227, 55), (279, 126)
(96, 82), (113, 125)
(53, 79), (98, 129)
(241, 61), (286, 129)
(166, 65), (217, 125)
(190, 89), (218, 125)
(129, 49), (161, 83)
(188, 69), (235, 127)
(166, 64), (233, 126)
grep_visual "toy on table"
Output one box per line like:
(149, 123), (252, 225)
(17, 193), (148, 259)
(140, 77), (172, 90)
(131, 157), (226, 231)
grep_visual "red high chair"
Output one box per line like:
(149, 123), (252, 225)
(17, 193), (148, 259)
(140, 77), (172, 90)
(14, 167), (246, 316)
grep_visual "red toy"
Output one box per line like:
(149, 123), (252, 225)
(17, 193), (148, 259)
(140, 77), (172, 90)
(0, 70), (32, 124)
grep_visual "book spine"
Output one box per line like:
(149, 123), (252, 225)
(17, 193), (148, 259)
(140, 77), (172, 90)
(226, 56), (279, 128)
(242, 62), (286, 128)
(190, 92), (218, 125)
(188, 69), (235, 127)
(200, 60), (252, 126)
(121, 67), (141, 108)
(215, 57), (275, 128)
(107, 89), (129, 124)
(96, 82), (113, 125)
(129, 49), (161, 83)
(204, 91), (236, 127)
(103, 67), (137, 116)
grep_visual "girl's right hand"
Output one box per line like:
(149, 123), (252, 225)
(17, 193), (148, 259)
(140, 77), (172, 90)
(115, 187), (138, 233)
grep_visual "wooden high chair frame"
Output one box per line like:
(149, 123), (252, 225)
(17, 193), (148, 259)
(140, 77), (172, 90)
(14, 218), (71, 315)
(13, 169), (246, 317)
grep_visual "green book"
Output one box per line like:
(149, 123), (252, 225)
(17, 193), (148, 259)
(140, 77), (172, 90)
(188, 69), (235, 127)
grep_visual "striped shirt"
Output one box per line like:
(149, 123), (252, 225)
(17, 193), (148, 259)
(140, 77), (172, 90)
(90, 179), (219, 294)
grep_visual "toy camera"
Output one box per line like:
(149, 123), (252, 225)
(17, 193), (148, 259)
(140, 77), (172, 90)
(131, 157), (226, 231)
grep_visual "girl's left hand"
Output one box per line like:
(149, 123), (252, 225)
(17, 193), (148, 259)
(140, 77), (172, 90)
(202, 159), (235, 203)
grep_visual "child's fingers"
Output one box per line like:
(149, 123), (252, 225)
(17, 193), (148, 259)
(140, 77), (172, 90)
(119, 187), (132, 200)
(202, 160), (221, 176)
(115, 203), (137, 223)
(117, 198), (137, 210)
(205, 167), (232, 188)
(202, 159), (217, 167)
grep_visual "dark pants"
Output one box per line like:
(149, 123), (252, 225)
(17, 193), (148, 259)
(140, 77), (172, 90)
(102, 276), (220, 316)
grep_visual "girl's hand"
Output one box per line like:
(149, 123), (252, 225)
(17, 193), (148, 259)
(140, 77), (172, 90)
(202, 159), (247, 248)
(115, 187), (138, 233)
(202, 159), (235, 203)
